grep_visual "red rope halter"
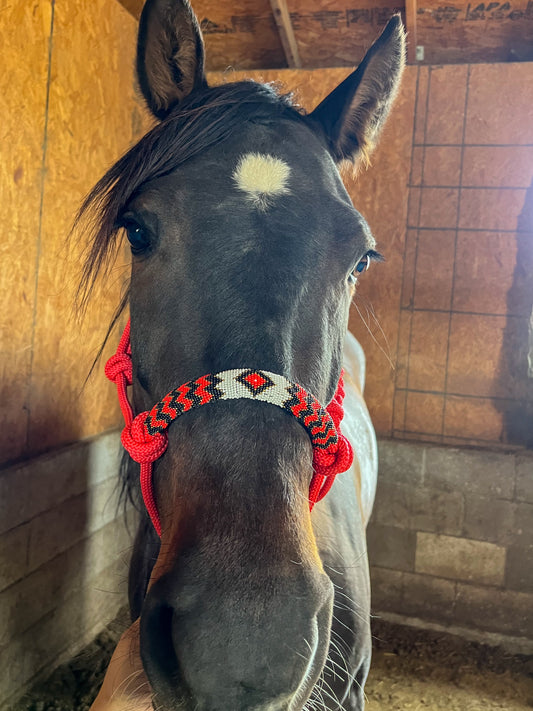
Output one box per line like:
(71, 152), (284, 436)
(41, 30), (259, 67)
(106, 320), (353, 536)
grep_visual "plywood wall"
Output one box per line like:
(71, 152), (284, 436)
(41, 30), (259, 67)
(414, 0), (533, 63)
(0, 0), (150, 468)
(396, 62), (533, 447)
(0, 1), (52, 465)
(287, 0), (406, 67)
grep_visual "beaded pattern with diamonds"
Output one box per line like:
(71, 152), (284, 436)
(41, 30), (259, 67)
(145, 369), (337, 451)
(107, 320), (353, 536)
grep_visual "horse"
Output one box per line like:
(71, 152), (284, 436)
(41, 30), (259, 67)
(83, 1), (405, 708)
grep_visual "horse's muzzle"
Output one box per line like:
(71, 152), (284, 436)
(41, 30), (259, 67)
(139, 564), (334, 711)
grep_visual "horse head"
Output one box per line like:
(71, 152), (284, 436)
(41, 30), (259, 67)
(83, 2), (404, 708)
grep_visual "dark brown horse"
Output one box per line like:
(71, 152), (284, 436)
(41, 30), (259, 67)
(85, 2), (405, 708)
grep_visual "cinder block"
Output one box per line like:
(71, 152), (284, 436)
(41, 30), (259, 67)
(367, 524), (416, 572)
(463, 496), (517, 545)
(425, 446), (515, 499)
(372, 481), (464, 536)
(514, 502), (533, 543)
(369, 566), (403, 612)
(515, 454), (533, 503)
(0, 523), (30, 592)
(0, 555), (69, 648)
(455, 583), (533, 638)
(464, 497), (532, 547)
(0, 466), (32, 536)
(370, 481), (411, 529)
(377, 440), (425, 486)
(27, 477), (122, 572)
(0, 516), (132, 646)
(410, 488), (464, 536)
(0, 432), (121, 535)
(505, 545), (533, 593)
(402, 572), (456, 625)
(415, 532), (506, 586)
(0, 560), (127, 705)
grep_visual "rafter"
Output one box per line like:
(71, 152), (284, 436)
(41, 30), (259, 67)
(117, 0), (143, 20)
(405, 0), (418, 63)
(269, 0), (302, 68)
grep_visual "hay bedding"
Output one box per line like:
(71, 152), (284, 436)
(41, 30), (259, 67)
(13, 618), (533, 711)
(366, 620), (533, 710)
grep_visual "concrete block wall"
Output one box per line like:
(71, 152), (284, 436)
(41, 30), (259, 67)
(368, 439), (533, 650)
(0, 432), (133, 709)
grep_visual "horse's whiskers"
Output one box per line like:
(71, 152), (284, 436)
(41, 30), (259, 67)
(351, 295), (395, 371)
(317, 676), (343, 709)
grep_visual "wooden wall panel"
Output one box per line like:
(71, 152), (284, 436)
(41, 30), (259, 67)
(397, 62), (533, 448)
(25, 0), (151, 458)
(466, 63), (533, 144)
(288, 0), (406, 67)
(415, 0), (533, 63)
(0, 2), (52, 463)
(196, 0), (287, 69)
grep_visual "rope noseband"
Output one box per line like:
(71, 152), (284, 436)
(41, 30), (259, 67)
(106, 320), (353, 536)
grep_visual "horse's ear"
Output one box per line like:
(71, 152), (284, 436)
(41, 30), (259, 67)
(137, 0), (207, 120)
(307, 15), (405, 166)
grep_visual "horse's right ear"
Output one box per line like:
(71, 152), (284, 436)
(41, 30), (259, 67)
(307, 15), (405, 166)
(137, 0), (207, 120)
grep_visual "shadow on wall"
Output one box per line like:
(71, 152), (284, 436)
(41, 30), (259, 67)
(497, 177), (533, 447)
(1, 438), (87, 699)
(0, 431), (130, 705)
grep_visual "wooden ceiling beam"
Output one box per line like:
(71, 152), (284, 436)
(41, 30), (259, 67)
(269, 0), (302, 68)
(405, 0), (418, 64)
(117, 0), (143, 20)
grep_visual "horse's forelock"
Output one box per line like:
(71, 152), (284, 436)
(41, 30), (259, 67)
(74, 80), (303, 312)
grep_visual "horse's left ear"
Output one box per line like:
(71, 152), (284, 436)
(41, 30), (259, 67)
(307, 15), (406, 166)
(137, 0), (207, 120)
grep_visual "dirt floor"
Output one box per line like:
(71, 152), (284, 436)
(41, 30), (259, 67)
(367, 620), (533, 711)
(13, 618), (533, 710)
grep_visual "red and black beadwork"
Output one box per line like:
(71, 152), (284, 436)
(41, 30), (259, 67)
(144, 369), (337, 452)
(106, 320), (353, 536)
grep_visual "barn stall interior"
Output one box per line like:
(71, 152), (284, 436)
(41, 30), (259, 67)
(1, 0), (533, 709)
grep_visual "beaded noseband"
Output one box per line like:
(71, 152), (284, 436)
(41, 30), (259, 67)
(106, 320), (353, 536)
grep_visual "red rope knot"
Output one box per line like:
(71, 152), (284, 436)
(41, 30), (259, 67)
(312, 434), (353, 477)
(311, 371), (353, 478)
(121, 413), (168, 464)
(105, 353), (133, 386)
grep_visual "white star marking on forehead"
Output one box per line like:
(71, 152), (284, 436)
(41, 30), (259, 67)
(233, 153), (291, 210)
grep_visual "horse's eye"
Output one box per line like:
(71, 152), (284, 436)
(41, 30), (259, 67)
(124, 222), (150, 254)
(351, 249), (384, 280)
(354, 255), (371, 274)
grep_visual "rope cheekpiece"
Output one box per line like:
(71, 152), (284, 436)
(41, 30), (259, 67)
(106, 320), (354, 536)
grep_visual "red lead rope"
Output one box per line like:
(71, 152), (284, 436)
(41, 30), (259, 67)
(106, 320), (353, 536)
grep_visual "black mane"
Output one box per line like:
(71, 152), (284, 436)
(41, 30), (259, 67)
(76, 80), (304, 309)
